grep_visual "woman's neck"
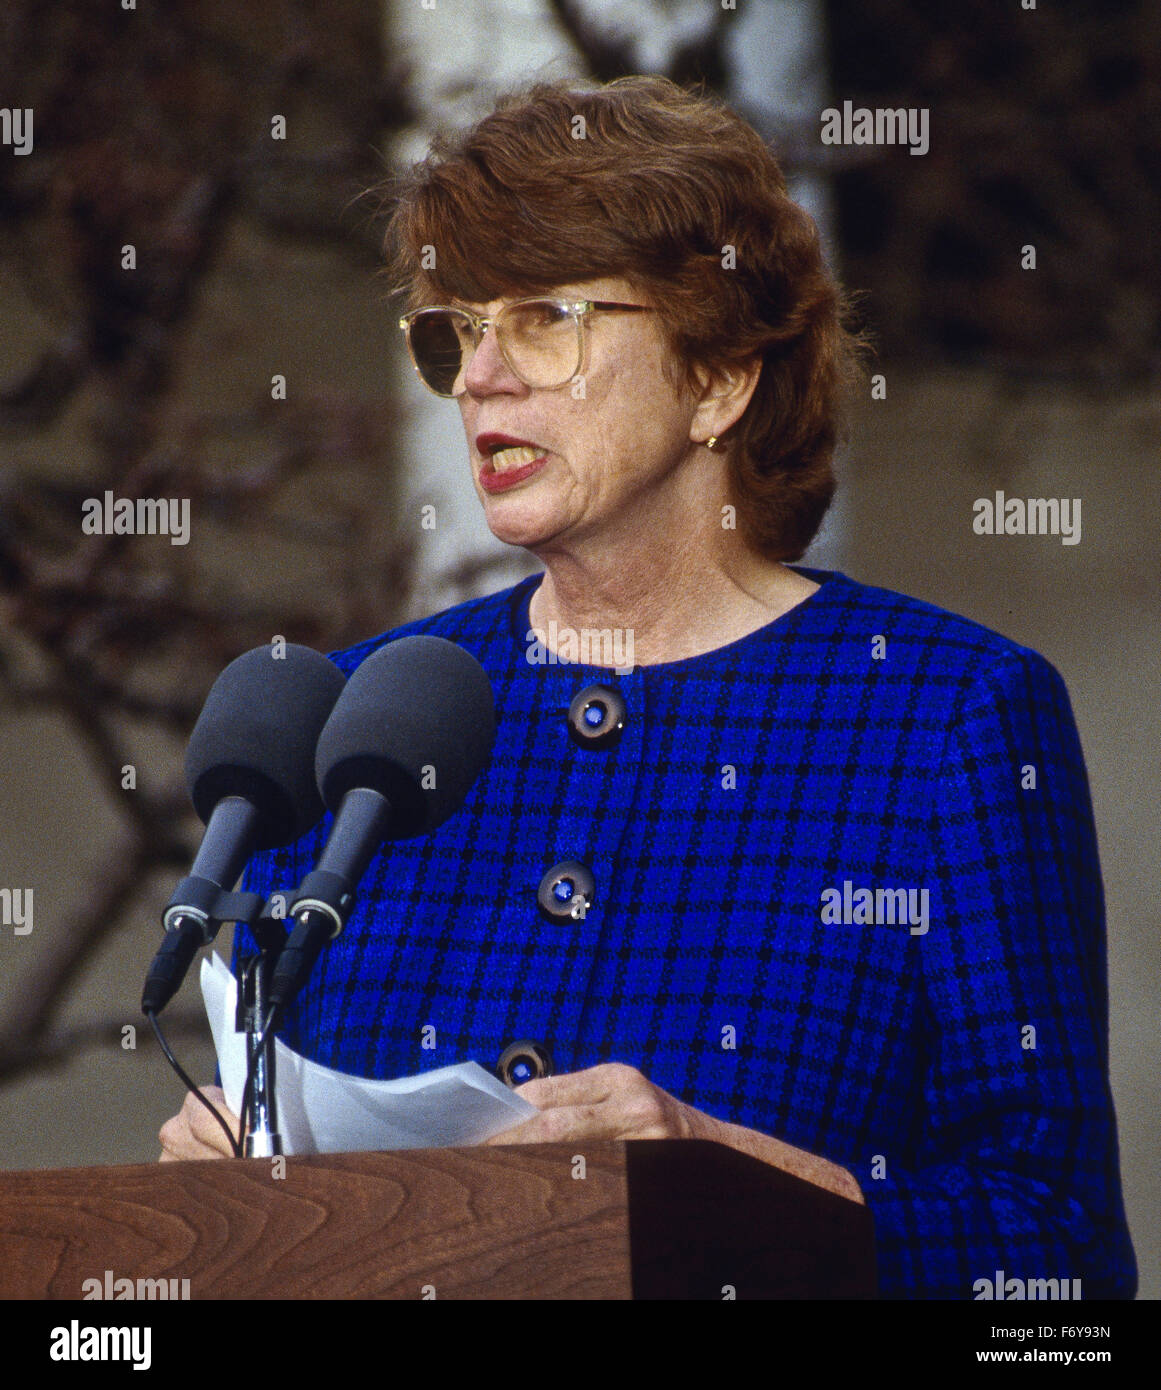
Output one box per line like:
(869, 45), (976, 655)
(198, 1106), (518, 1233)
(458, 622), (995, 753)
(526, 541), (819, 667)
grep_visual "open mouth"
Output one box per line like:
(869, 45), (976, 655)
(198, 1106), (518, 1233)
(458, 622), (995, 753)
(489, 444), (544, 473)
(477, 433), (549, 476)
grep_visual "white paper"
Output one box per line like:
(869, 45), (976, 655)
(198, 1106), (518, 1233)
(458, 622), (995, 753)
(199, 952), (537, 1156)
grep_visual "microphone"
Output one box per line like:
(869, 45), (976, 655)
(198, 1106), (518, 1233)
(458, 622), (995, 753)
(268, 636), (496, 1013)
(141, 643), (347, 1015)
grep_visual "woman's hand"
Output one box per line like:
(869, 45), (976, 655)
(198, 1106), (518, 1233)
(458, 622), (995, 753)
(158, 1085), (239, 1161)
(483, 1061), (864, 1203)
(483, 1062), (714, 1145)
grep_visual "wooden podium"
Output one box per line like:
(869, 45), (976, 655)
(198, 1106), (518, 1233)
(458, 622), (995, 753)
(0, 1139), (876, 1299)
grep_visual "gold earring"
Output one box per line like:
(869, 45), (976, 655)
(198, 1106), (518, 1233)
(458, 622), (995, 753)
(705, 435), (719, 451)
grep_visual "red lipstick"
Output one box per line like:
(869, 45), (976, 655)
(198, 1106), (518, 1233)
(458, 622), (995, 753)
(476, 432), (550, 494)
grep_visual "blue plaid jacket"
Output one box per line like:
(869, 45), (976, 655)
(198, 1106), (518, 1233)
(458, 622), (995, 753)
(237, 566), (1136, 1299)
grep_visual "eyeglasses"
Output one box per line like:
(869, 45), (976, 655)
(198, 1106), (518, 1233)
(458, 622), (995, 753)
(398, 297), (652, 397)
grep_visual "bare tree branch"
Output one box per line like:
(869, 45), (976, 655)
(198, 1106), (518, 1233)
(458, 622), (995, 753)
(0, 1007), (208, 1086)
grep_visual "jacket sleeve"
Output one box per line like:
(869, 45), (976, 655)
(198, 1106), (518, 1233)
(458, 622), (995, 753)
(859, 647), (1137, 1299)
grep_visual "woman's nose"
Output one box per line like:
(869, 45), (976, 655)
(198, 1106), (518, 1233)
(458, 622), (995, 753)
(462, 322), (525, 396)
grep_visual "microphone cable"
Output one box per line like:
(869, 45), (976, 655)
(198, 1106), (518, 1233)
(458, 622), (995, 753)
(145, 1007), (243, 1159)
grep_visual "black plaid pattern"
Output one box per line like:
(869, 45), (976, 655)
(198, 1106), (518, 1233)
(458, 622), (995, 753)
(236, 566), (1136, 1299)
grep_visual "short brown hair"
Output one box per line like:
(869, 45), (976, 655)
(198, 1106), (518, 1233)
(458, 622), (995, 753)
(382, 76), (866, 561)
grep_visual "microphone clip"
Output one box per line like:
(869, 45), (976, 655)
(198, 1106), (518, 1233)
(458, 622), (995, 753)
(162, 876), (268, 942)
(143, 887), (292, 1019)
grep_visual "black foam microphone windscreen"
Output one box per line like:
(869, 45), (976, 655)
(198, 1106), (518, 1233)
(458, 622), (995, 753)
(314, 635), (495, 839)
(185, 643), (347, 849)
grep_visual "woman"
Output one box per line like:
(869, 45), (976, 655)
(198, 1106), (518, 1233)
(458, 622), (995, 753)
(161, 76), (1136, 1300)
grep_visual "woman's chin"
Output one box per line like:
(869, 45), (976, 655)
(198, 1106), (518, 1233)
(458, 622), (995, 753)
(482, 500), (565, 550)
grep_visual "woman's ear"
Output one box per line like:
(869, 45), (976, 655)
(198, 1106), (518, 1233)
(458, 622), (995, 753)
(689, 356), (762, 446)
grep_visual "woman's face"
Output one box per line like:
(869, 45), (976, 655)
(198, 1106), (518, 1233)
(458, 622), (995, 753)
(454, 276), (707, 557)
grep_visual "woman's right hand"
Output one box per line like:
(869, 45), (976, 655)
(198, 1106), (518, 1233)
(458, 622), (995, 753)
(158, 1085), (239, 1161)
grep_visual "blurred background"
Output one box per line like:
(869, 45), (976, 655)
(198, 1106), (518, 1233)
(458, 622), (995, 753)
(0, 0), (1157, 1296)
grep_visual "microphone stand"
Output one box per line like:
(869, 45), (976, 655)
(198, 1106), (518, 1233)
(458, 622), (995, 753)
(151, 881), (290, 1157)
(234, 901), (289, 1158)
